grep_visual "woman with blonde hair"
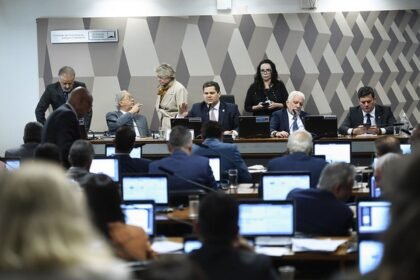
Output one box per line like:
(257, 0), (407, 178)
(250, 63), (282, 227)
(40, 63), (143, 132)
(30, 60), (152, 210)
(0, 162), (131, 279)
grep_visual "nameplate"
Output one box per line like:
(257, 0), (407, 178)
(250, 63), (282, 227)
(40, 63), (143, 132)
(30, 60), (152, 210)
(51, 29), (118, 44)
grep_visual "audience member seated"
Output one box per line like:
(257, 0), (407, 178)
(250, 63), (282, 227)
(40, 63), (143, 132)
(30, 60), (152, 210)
(142, 256), (205, 280)
(373, 152), (402, 197)
(286, 162), (354, 236)
(0, 162), (131, 279)
(179, 81), (240, 135)
(192, 121), (252, 183)
(33, 142), (62, 165)
(149, 126), (217, 201)
(106, 90), (150, 137)
(409, 124), (420, 154)
(81, 173), (155, 261)
(374, 135), (401, 158)
(189, 192), (277, 280)
(270, 91), (308, 138)
(111, 125), (151, 174)
(5, 121), (42, 159)
(338, 86), (396, 135)
(267, 130), (328, 189)
(67, 139), (94, 183)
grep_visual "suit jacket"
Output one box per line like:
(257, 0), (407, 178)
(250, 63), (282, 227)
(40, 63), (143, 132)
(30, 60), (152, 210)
(192, 138), (252, 183)
(41, 104), (81, 168)
(267, 152), (328, 189)
(338, 105), (396, 135)
(5, 143), (39, 159)
(189, 101), (240, 131)
(112, 154), (151, 174)
(66, 167), (92, 183)
(149, 150), (217, 193)
(35, 81), (92, 129)
(270, 108), (309, 133)
(106, 111), (151, 137)
(286, 188), (353, 236)
(190, 243), (277, 280)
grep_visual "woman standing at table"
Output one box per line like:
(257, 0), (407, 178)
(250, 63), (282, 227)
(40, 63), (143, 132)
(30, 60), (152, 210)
(244, 59), (288, 117)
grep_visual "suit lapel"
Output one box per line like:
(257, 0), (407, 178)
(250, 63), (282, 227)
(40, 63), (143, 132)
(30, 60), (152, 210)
(375, 106), (382, 126)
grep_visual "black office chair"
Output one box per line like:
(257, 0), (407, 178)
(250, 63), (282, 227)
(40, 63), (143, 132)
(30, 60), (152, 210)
(220, 94), (235, 104)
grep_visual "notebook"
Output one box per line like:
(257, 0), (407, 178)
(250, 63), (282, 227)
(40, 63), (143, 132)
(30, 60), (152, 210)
(1, 157), (21, 170)
(238, 116), (270, 138)
(358, 239), (384, 275)
(313, 141), (352, 163)
(105, 144), (142, 158)
(259, 172), (311, 200)
(304, 115), (338, 138)
(121, 200), (155, 236)
(207, 156), (221, 181)
(90, 157), (119, 182)
(121, 174), (169, 210)
(357, 200), (390, 236)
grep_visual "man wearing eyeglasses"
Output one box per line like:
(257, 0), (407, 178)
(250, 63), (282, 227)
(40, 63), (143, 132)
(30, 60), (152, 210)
(35, 66), (92, 132)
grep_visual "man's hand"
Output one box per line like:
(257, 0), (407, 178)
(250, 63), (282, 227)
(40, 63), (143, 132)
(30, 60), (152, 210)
(129, 103), (142, 114)
(352, 125), (367, 135)
(273, 131), (289, 138)
(178, 102), (188, 118)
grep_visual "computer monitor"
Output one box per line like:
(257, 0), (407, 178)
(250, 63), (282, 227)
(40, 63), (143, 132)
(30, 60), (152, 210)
(357, 200), (391, 236)
(207, 156), (221, 181)
(400, 143), (411, 154)
(238, 116), (270, 138)
(358, 239), (384, 275)
(259, 172), (311, 200)
(121, 200), (155, 236)
(369, 175), (381, 198)
(105, 144), (142, 158)
(90, 158), (119, 182)
(238, 200), (295, 237)
(313, 141), (352, 163)
(1, 158), (21, 170)
(120, 174), (169, 206)
(170, 117), (202, 138)
(304, 115), (338, 138)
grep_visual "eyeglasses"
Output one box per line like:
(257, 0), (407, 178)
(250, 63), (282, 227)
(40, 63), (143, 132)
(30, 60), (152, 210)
(260, 69), (272, 73)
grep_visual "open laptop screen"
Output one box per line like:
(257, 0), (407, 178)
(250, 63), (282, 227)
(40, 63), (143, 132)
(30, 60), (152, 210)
(1, 158), (21, 170)
(238, 116), (270, 138)
(260, 172), (311, 200)
(400, 143), (411, 154)
(121, 175), (169, 205)
(90, 158), (119, 182)
(238, 200), (295, 237)
(313, 141), (351, 163)
(105, 145), (142, 158)
(207, 156), (221, 181)
(121, 201), (155, 236)
(357, 200), (390, 235)
(359, 240), (384, 275)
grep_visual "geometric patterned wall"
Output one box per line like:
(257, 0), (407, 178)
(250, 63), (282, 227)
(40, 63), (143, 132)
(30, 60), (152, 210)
(37, 10), (420, 132)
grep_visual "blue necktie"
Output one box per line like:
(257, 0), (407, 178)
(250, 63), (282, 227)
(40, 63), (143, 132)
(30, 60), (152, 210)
(63, 91), (69, 102)
(366, 113), (372, 126)
(292, 116), (298, 131)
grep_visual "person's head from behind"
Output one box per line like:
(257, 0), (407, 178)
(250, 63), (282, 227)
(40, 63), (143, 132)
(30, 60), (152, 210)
(357, 86), (376, 113)
(168, 126), (192, 154)
(374, 152), (402, 193)
(201, 121), (223, 140)
(409, 124), (420, 154)
(68, 140), (94, 170)
(34, 143), (61, 165)
(115, 90), (135, 111)
(0, 162), (109, 270)
(23, 122), (43, 144)
(286, 91), (305, 115)
(255, 58), (278, 83)
(375, 135), (401, 157)
(115, 125), (136, 154)
(143, 256), (205, 280)
(80, 174), (124, 238)
(287, 130), (313, 155)
(196, 192), (238, 245)
(318, 162), (355, 201)
(58, 66), (76, 93)
(67, 86), (93, 118)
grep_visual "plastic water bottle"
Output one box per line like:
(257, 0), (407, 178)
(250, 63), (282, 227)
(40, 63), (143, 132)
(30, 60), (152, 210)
(399, 111), (410, 133)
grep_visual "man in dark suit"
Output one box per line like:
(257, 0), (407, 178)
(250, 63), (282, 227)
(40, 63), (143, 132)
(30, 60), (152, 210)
(189, 192), (277, 280)
(267, 130), (328, 189)
(111, 125), (151, 174)
(339, 86), (396, 135)
(41, 87), (93, 168)
(192, 121), (252, 183)
(179, 81), (240, 134)
(286, 162), (354, 236)
(5, 121), (43, 159)
(149, 125), (217, 193)
(35, 66), (92, 131)
(270, 91), (308, 138)
(106, 90), (150, 137)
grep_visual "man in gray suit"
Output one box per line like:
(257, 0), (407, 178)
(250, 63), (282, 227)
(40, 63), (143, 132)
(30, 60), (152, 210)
(106, 90), (150, 137)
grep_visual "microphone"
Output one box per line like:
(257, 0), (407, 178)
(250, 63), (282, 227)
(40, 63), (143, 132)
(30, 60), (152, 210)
(401, 128), (411, 136)
(158, 166), (218, 193)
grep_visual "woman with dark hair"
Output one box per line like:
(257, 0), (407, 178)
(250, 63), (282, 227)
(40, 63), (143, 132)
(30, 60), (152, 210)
(81, 174), (155, 261)
(244, 58), (288, 117)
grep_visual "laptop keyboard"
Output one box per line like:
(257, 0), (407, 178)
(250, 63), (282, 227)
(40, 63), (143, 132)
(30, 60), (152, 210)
(255, 236), (292, 246)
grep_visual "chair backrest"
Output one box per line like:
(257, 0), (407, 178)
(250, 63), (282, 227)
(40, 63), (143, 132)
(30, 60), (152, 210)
(220, 94), (235, 104)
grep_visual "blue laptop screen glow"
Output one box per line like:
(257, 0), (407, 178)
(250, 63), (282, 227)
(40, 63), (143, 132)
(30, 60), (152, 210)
(208, 157), (221, 181)
(106, 145), (142, 158)
(359, 240), (384, 275)
(4, 159), (20, 170)
(357, 200), (390, 235)
(314, 142), (351, 163)
(400, 143), (411, 154)
(261, 173), (310, 200)
(90, 158), (119, 182)
(121, 176), (168, 205)
(121, 202), (155, 236)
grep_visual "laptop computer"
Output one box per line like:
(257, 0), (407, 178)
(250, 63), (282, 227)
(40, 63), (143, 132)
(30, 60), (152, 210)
(206, 156), (221, 181)
(121, 200), (155, 237)
(120, 174), (170, 212)
(105, 144), (142, 158)
(313, 140), (352, 163)
(358, 239), (384, 275)
(1, 157), (21, 170)
(304, 115), (338, 138)
(357, 199), (390, 237)
(238, 116), (270, 138)
(183, 236), (203, 253)
(238, 200), (295, 245)
(170, 117), (202, 138)
(90, 157), (119, 182)
(259, 172), (311, 201)
(400, 143), (411, 154)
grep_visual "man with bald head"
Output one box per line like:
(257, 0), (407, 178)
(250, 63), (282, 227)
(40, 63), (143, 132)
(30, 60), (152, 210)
(42, 86), (93, 168)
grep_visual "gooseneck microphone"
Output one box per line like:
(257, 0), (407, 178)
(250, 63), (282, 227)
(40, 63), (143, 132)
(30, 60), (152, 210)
(158, 166), (218, 193)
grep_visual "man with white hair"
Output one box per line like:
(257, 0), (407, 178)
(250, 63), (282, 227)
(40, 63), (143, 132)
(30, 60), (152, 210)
(270, 91), (308, 138)
(267, 130), (328, 189)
